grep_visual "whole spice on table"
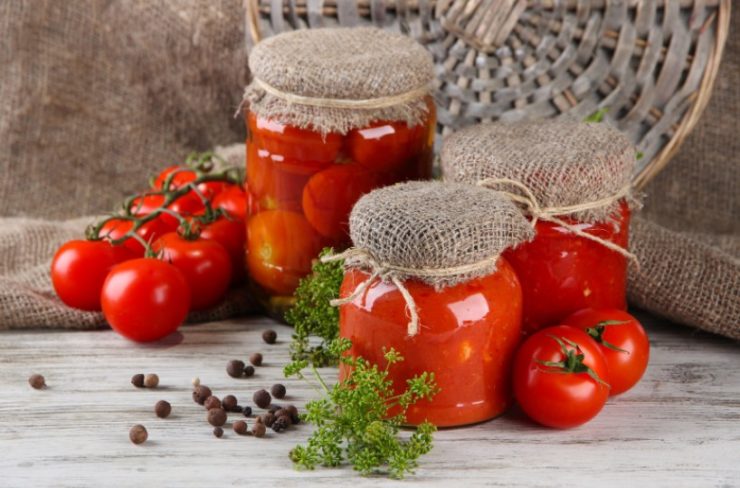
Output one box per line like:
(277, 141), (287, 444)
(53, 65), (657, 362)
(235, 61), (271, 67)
(222, 394), (238, 412)
(129, 424), (148, 445)
(131, 374), (145, 388)
(259, 412), (276, 428)
(207, 408), (227, 427)
(28, 374), (46, 389)
(144, 373), (159, 388)
(274, 409), (292, 426)
(251, 422), (266, 438)
(204, 396), (221, 410)
(213, 427), (224, 438)
(272, 416), (289, 433)
(267, 404), (282, 414)
(284, 405), (300, 424)
(243, 365), (255, 377)
(193, 385), (212, 405)
(270, 383), (286, 399)
(233, 420), (248, 436)
(227, 359), (245, 378)
(154, 400), (171, 418)
(253, 389), (271, 409)
(262, 329), (277, 344)
(249, 353), (263, 367)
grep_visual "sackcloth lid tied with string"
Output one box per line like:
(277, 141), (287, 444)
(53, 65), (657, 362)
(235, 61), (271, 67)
(324, 181), (534, 336)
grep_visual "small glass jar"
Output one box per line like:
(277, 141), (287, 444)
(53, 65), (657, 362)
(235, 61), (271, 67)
(503, 201), (630, 333)
(338, 257), (522, 428)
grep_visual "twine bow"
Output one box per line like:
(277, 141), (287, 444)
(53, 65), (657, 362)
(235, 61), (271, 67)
(321, 248), (501, 337)
(477, 178), (639, 267)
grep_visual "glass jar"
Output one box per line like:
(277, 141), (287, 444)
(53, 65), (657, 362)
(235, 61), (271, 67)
(245, 101), (435, 318)
(503, 201), (630, 334)
(338, 257), (522, 428)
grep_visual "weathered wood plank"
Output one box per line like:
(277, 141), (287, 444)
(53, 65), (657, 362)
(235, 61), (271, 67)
(0, 311), (738, 487)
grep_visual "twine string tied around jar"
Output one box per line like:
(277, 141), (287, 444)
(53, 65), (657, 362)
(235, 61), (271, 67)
(476, 178), (639, 267)
(321, 248), (502, 337)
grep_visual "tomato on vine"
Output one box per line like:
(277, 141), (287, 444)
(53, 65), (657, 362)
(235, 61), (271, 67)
(199, 217), (246, 285)
(513, 325), (610, 429)
(130, 193), (204, 229)
(152, 232), (232, 310)
(153, 165), (226, 200)
(101, 258), (190, 342)
(99, 218), (172, 257)
(212, 185), (247, 221)
(51, 240), (136, 311)
(563, 309), (650, 396)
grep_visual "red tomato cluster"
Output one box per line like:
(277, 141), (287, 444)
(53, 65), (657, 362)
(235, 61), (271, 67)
(512, 309), (650, 429)
(51, 164), (248, 343)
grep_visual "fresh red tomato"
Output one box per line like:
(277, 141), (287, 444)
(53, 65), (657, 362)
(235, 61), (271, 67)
(51, 240), (136, 311)
(212, 185), (247, 221)
(248, 111), (342, 163)
(246, 210), (324, 296)
(152, 233), (232, 310)
(101, 258), (190, 342)
(199, 217), (246, 285)
(347, 120), (425, 171)
(513, 325), (610, 429)
(131, 193), (204, 229)
(153, 165), (226, 200)
(302, 164), (380, 241)
(100, 218), (172, 257)
(563, 309), (650, 396)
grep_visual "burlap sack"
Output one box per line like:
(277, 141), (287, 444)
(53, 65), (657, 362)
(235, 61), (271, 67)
(627, 9), (740, 340)
(243, 27), (435, 134)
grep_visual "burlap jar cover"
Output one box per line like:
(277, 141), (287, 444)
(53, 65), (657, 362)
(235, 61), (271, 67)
(441, 120), (638, 262)
(325, 181), (534, 336)
(241, 27), (435, 134)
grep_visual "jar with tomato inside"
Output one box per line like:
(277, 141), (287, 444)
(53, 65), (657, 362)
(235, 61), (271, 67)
(331, 181), (534, 427)
(441, 120), (638, 334)
(241, 27), (436, 319)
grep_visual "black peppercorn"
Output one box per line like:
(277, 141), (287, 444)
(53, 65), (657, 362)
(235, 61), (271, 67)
(154, 400), (171, 418)
(28, 374), (46, 390)
(251, 422), (266, 438)
(242, 406), (253, 417)
(222, 394), (238, 412)
(144, 373), (159, 388)
(272, 416), (289, 433)
(204, 396), (221, 411)
(233, 420), (248, 435)
(270, 383), (287, 399)
(213, 427), (224, 438)
(260, 412), (276, 428)
(274, 409), (292, 425)
(226, 360), (245, 378)
(267, 404), (281, 413)
(262, 329), (277, 345)
(243, 365), (255, 377)
(131, 374), (145, 388)
(207, 408), (227, 427)
(193, 385), (212, 405)
(129, 424), (148, 444)
(285, 404), (300, 424)
(249, 353), (263, 367)
(253, 389), (271, 409)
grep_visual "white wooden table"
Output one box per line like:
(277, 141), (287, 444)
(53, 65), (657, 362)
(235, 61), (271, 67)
(1, 311), (738, 487)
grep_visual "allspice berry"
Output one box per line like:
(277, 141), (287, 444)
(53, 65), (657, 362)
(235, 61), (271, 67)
(193, 385), (212, 405)
(226, 360), (245, 378)
(253, 389), (271, 409)
(207, 408), (227, 427)
(129, 424), (148, 445)
(270, 383), (287, 399)
(213, 427), (224, 438)
(285, 404), (300, 424)
(272, 416), (289, 433)
(233, 420), (248, 436)
(262, 329), (277, 345)
(204, 396), (221, 411)
(131, 374), (145, 388)
(249, 353), (263, 367)
(259, 412), (276, 428)
(274, 409), (292, 426)
(28, 374), (46, 390)
(222, 395), (238, 412)
(144, 373), (159, 388)
(243, 365), (255, 378)
(251, 422), (266, 438)
(154, 400), (171, 418)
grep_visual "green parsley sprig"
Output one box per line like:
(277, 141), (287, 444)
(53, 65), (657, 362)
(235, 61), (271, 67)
(285, 338), (439, 479)
(285, 248), (344, 367)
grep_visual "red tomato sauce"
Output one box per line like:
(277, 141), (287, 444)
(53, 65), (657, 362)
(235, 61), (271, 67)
(503, 201), (630, 335)
(245, 99), (435, 317)
(339, 258), (522, 428)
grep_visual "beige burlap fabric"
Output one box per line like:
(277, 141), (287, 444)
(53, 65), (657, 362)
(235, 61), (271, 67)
(243, 27), (435, 134)
(627, 10), (740, 340)
(440, 120), (636, 223)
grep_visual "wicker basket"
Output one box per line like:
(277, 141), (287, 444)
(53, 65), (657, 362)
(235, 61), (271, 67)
(245, 0), (730, 188)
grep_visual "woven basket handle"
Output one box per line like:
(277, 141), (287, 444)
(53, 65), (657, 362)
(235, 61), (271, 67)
(439, 0), (527, 53)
